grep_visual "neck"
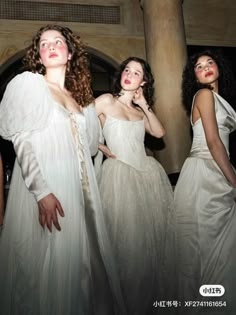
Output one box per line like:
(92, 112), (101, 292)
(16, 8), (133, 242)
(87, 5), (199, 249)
(119, 89), (135, 104)
(117, 96), (132, 108)
(44, 67), (66, 89)
(210, 80), (219, 93)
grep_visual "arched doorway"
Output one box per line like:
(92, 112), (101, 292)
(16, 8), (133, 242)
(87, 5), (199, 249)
(0, 47), (118, 100)
(87, 47), (118, 97)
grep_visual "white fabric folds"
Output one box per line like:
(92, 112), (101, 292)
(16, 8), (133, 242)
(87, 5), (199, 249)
(0, 72), (126, 315)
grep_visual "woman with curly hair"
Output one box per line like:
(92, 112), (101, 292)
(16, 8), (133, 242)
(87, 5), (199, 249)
(0, 24), (126, 315)
(174, 49), (236, 314)
(95, 57), (177, 314)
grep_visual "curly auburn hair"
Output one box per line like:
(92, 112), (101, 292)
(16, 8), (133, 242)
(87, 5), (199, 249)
(182, 49), (236, 116)
(23, 24), (94, 107)
(112, 56), (155, 108)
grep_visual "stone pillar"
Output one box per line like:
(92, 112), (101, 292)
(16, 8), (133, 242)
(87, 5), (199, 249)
(140, 0), (191, 175)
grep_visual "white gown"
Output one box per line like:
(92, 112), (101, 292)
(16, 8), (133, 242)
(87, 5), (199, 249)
(174, 91), (236, 315)
(96, 114), (177, 315)
(0, 72), (126, 315)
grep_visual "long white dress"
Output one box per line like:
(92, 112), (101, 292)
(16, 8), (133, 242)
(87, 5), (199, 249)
(96, 114), (177, 315)
(0, 72), (126, 315)
(174, 91), (236, 315)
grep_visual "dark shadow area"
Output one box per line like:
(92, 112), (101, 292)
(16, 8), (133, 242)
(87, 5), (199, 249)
(144, 133), (165, 151)
(229, 130), (236, 168)
(0, 56), (26, 178)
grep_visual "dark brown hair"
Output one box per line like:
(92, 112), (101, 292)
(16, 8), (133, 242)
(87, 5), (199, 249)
(182, 49), (236, 115)
(112, 56), (155, 108)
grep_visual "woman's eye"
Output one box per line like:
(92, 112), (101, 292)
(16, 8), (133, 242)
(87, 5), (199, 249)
(41, 42), (47, 48)
(56, 40), (62, 45)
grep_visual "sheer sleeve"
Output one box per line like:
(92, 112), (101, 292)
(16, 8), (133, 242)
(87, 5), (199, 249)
(0, 71), (52, 201)
(83, 103), (99, 156)
(13, 132), (51, 201)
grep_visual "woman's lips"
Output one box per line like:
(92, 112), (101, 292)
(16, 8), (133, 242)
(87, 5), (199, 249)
(124, 79), (131, 84)
(205, 71), (213, 77)
(49, 53), (58, 58)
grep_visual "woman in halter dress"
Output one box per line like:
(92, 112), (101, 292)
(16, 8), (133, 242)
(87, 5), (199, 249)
(174, 49), (236, 315)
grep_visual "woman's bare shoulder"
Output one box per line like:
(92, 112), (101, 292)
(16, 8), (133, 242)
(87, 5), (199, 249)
(95, 93), (116, 109)
(96, 93), (114, 103)
(195, 88), (214, 101)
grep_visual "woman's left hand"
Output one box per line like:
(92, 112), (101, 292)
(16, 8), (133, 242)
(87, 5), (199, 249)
(99, 143), (116, 159)
(132, 87), (148, 109)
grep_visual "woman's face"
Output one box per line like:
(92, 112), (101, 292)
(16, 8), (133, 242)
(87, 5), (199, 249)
(194, 55), (219, 85)
(39, 30), (71, 69)
(120, 61), (145, 91)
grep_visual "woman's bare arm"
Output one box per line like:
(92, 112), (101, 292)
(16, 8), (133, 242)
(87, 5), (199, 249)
(195, 89), (236, 187)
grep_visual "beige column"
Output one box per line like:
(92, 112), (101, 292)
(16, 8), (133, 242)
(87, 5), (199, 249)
(141, 0), (191, 174)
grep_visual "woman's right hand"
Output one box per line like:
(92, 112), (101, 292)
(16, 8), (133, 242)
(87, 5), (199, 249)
(38, 193), (64, 232)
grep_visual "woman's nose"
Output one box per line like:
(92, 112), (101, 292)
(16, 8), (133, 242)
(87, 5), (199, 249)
(49, 43), (55, 50)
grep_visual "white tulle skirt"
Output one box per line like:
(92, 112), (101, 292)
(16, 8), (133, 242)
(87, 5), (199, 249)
(98, 156), (177, 315)
(0, 158), (126, 315)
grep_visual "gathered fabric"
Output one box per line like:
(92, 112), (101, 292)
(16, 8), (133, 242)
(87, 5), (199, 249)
(0, 72), (127, 315)
(174, 91), (236, 315)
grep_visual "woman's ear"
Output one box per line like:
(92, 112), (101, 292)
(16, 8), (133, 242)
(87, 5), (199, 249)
(68, 53), (72, 60)
(140, 81), (146, 87)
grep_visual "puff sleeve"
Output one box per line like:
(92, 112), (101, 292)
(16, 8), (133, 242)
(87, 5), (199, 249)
(0, 71), (52, 201)
(0, 71), (52, 139)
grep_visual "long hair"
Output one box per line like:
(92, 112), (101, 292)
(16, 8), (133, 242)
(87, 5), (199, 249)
(112, 56), (155, 107)
(182, 49), (236, 115)
(23, 24), (94, 107)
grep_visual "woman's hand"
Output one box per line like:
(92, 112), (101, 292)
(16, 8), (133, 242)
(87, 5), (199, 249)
(99, 143), (116, 159)
(133, 87), (165, 138)
(38, 193), (64, 232)
(132, 87), (149, 109)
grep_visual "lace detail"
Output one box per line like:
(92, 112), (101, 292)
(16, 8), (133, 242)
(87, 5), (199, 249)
(70, 112), (90, 193)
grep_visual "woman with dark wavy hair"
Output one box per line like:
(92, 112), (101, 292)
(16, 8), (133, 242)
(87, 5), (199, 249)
(94, 57), (177, 314)
(174, 49), (236, 314)
(0, 24), (126, 315)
